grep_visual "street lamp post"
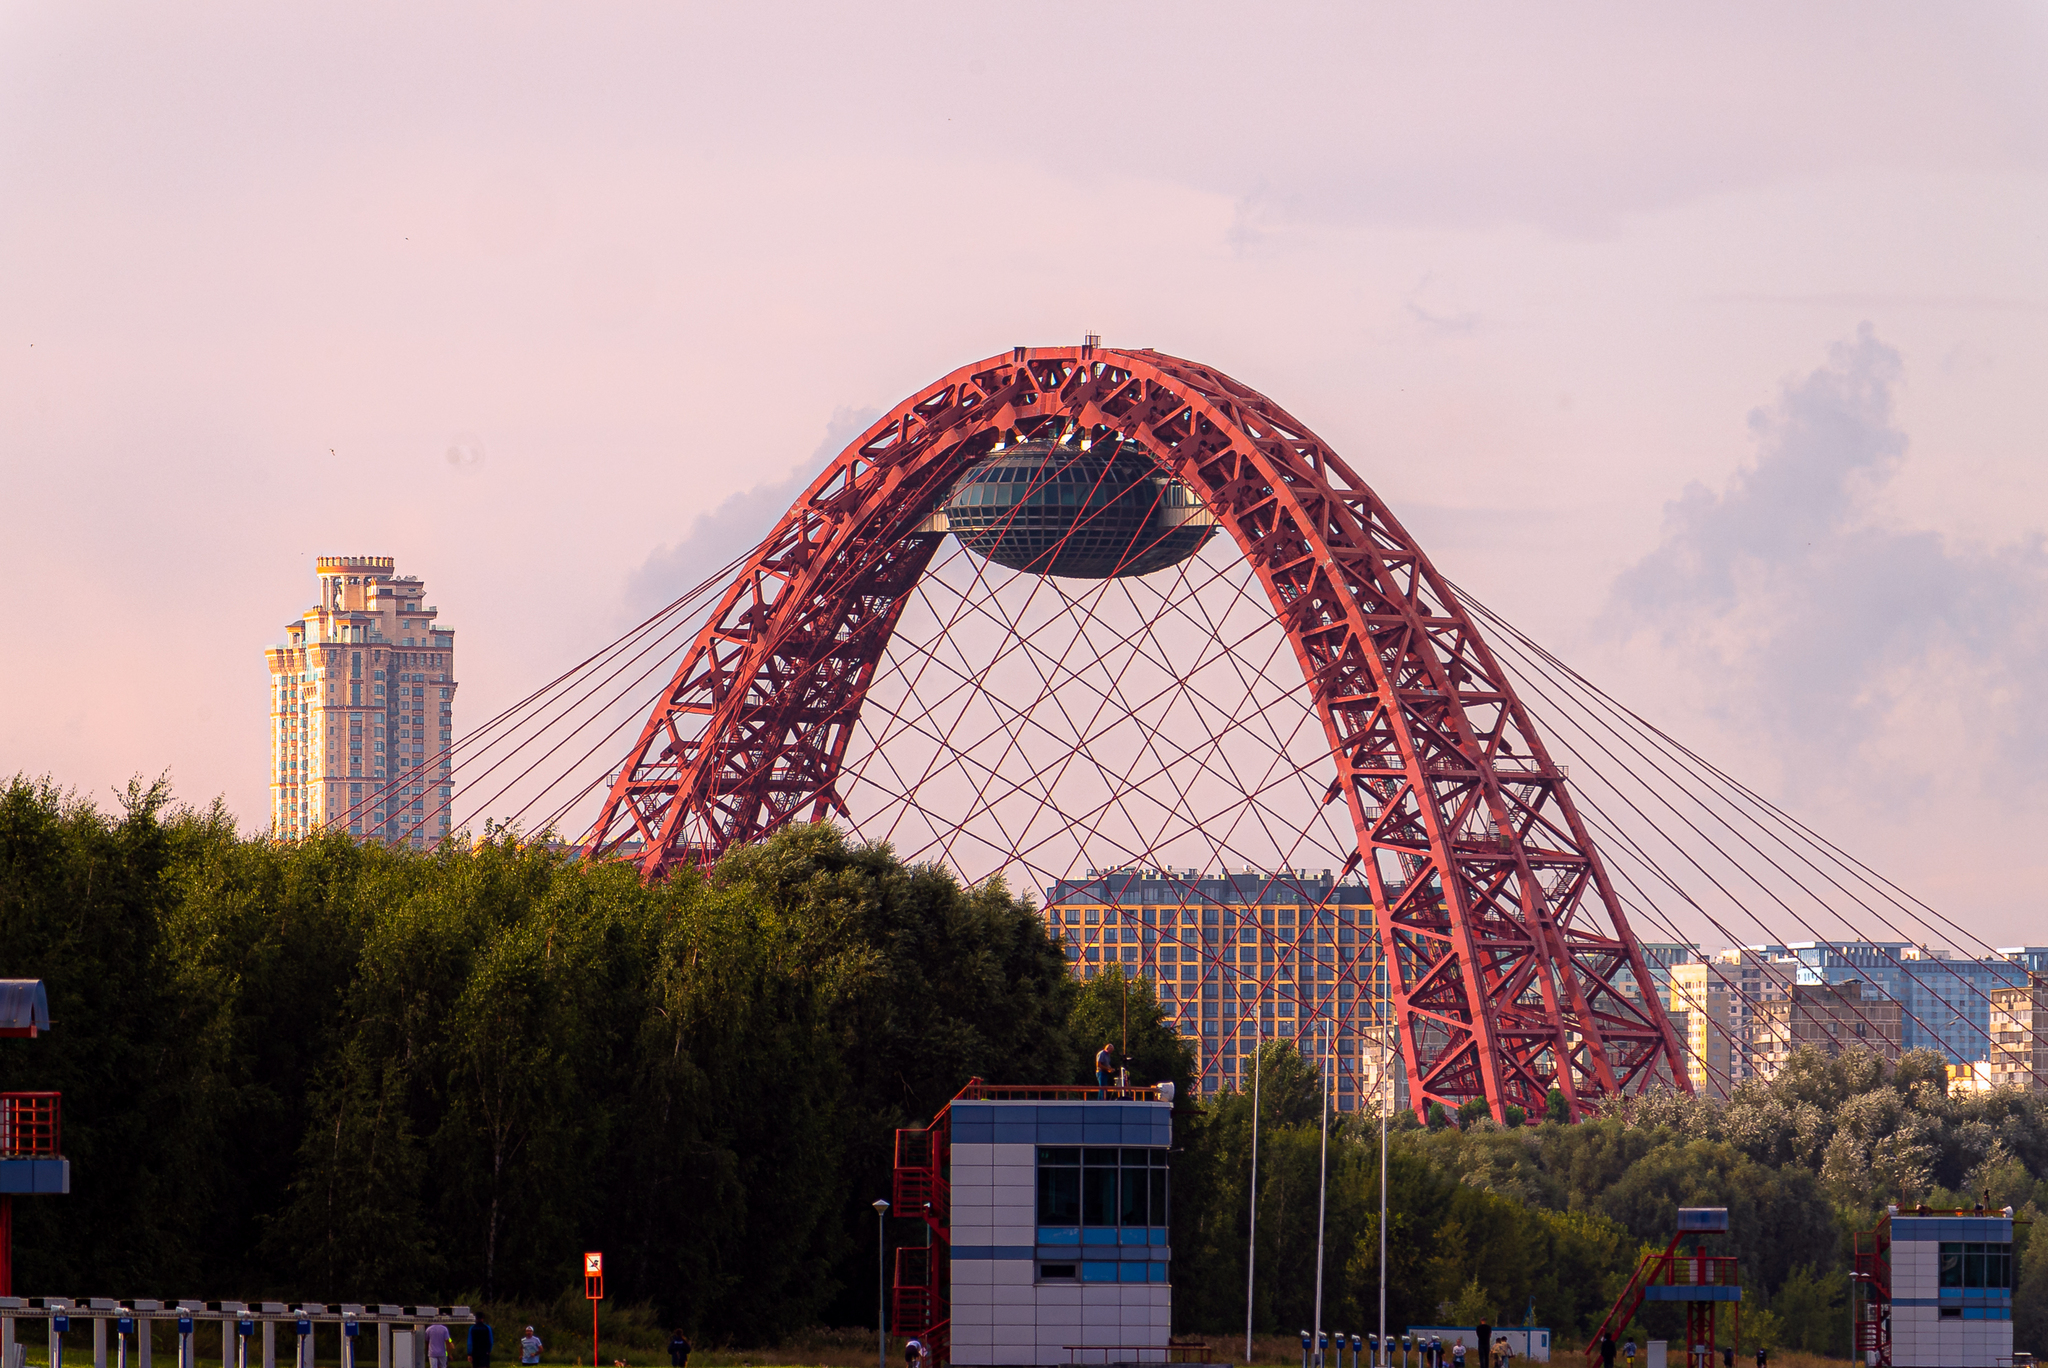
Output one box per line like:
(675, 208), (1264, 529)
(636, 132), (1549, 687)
(874, 1199), (891, 1368)
(1848, 1270), (1870, 1367)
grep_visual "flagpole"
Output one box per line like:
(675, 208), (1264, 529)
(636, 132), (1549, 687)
(1378, 937), (1389, 1368)
(1246, 1024), (1262, 1363)
(1311, 1015), (1332, 1368)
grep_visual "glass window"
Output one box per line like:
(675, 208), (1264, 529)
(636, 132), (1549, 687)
(1115, 1149), (1153, 1226)
(1940, 1243), (1962, 1288)
(1965, 1243), (1985, 1289)
(1037, 1148), (1080, 1223)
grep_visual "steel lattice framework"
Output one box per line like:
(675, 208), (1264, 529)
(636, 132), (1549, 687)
(587, 345), (1691, 1120)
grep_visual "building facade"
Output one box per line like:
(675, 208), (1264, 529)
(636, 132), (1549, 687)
(1712, 948), (1801, 1085)
(947, 1093), (1172, 1366)
(1753, 980), (1903, 1075)
(1778, 942), (2048, 1066)
(1666, 962), (1734, 1098)
(267, 555), (458, 847)
(1987, 977), (2046, 1093)
(1871, 1210), (2015, 1368)
(1042, 867), (1405, 1111)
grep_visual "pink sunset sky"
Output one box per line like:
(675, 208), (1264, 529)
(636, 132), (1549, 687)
(3, 5), (2045, 947)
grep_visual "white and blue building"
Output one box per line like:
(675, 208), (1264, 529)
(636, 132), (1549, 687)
(1866, 1209), (2015, 1368)
(901, 1085), (1174, 1367)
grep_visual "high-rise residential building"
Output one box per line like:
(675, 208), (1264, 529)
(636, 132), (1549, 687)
(1626, 942), (1699, 1003)
(1714, 947), (1800, 1084)
(267, 555), (459, 847)
(1043, 866), (1398, 1112)
(1987, 976), (2046, 1093)
(1753, 980), (1902, 1075)
(1667, 961), (1735, 1098)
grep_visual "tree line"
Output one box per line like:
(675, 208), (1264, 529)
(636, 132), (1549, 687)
(2, 775), (2043, 1356)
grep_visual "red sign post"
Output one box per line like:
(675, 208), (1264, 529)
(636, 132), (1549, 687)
(585, 1252), (604, 1367)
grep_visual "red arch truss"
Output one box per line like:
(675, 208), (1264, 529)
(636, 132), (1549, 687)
(587, 344), (1691, 1120)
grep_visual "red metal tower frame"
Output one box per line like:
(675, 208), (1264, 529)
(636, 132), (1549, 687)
(586, 345), (1690, 1120)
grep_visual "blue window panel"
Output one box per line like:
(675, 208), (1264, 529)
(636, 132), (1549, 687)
(1038, 1227), (1081, 1245)
(951, 1246), (1034, 1261)
(1148, 1263), (1169, 1283)
(1119, 1228), (1148, 1245)
(952, 1121), (994, 1143)
(1040, 1123), (1086, 1143)
(1083, 1123), (1122, 1143)
(1039, 1106), (1086, 1126)
(1118, 1262), (1150, 1283)
(1083, 1227), (1118, 1245)
(1081, 1262), (1118, 1283)
(993, 1121), (1037, 1143)
(951, 1105), (996, 1125)
(1149, 1228), (1170, 1246)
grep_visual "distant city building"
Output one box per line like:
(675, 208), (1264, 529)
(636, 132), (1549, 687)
(267, 555), (458, 847)
(1627, 942), (1699, 1003)
(1946, 1060), (2000, 1096)
(1713, 947), (1800, 1085)
(1667, 961), (1734, 1098)
(1987, 976), (2046, 1093)
(1042, 867), (1404, 1111)
(1754, 980), (1902, 1075)
(1776, 941), (2048, 1065)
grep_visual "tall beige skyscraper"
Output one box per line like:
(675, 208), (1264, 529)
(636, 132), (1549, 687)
(266, 555), (459, 847)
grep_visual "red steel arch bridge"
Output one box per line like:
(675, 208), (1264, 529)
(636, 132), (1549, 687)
(345, 343), (2044, 1123)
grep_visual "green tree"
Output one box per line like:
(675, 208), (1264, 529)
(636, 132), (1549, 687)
(1768, 1263), (1846, 1356)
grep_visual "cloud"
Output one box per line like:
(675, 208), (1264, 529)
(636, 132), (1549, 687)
(621, 404), (882, 618)
(1612, 325), (2048, 795)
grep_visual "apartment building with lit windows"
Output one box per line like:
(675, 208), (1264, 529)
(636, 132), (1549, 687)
(1753, 980), (1902, 1075)
(267, 555), (459, 847)
(1667, 961), (1735, 1098)
(1987, 976), (2046, 1093)
(1041, 866), (1403, 1112)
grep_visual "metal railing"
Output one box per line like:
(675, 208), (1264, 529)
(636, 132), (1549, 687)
(1065, 1346), (1211, 1365)
(0, 1094), (59, 1158)
(953, 1082), (1168, 1103)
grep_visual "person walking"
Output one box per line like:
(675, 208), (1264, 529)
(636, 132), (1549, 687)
(425, 1321), (451, 1368)
(1721, 1347), (1734, 1368)
(467, 1321), (494, 1368)
(518, 1327), (543, 1368)
(1598, 1332), (1617, 1368)
(1753, 1349), (1766, 1368)
(667, 1332), (690, 1368)
(1622, 1338), (1637, 1368)
(904, 1339), (921, 1368)
(1096, 1041), (1117, 1098)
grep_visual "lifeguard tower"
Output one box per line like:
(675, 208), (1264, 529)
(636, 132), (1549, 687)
(891, 1079), (1177, 1367)
(1585, 1208), (1739, 1368)
(0, 980), (67, 1297)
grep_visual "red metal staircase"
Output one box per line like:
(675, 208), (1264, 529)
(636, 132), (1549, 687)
(1585, 1219), (1740, 1368)
(1854, 1220), (1892, 1367)
(891, 1105), (953, 1361)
